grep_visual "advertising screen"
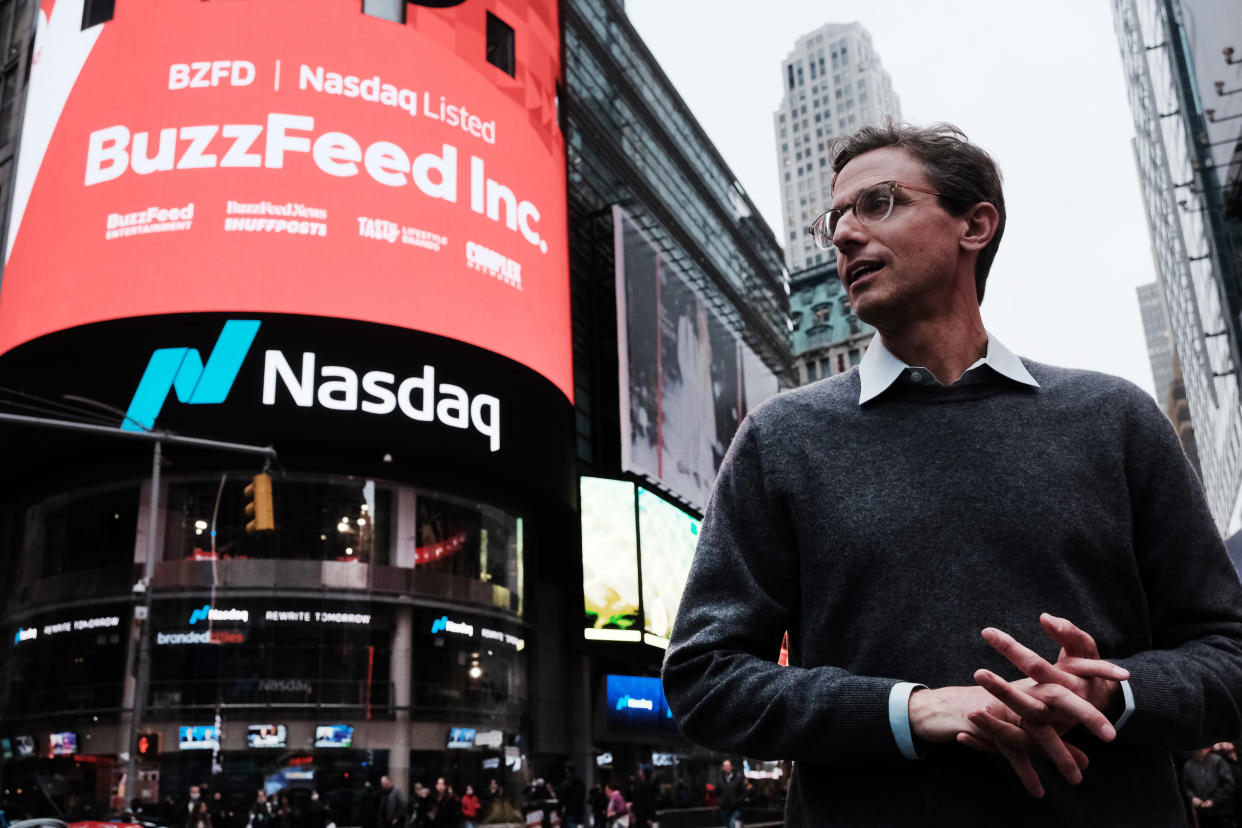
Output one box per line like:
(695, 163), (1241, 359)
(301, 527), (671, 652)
(179, 725), (219, 750)
(447, 727), (476, 749)
(247, 724), (287, 749)
(581, 477), (640, 641)
(315, 725), (353, 748)
(49, 731), (78, 756)
(603, 674), (677, 735)
(614, 207), (779, 511)
(637, 487), (701, 645)
(14, 735), (34, 757)
(2, 0), (571, 401)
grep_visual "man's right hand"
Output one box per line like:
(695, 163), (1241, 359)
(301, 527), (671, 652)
(910, 684), (1090, 797)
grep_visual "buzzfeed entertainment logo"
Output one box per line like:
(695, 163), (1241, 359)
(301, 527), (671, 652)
(105, 203), (194, 240)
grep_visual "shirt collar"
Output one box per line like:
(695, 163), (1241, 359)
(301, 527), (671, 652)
(857, 332), (1040, 405)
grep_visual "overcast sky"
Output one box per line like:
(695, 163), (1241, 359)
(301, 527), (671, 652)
(625, 0), (1160, 399)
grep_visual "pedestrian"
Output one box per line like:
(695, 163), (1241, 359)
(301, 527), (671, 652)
(410, 782), (432, 828)
(430, 778), (460, 828)
(457, 785), (480, 828)
(556, 765), (585, 828)
(303, 791), (329, 828)
(189, 801), (213, 828)
(182, 785), (205, 828)
(587, 784), (607, 828)
(208, 791), (230, 828)
(245, 792), (271, 828)
(1184, 747), (1236, 828)
(378, 777), (407, 828)
(603, 783), (628, 828)
(715, 761), (744, 828)
(627, 767), (654, 828)
(661, 119), (1242, 826)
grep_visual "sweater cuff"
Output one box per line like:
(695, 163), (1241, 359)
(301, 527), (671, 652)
(888, 682), (927, 760)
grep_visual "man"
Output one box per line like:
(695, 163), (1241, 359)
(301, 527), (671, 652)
(378, 776), (407, 828)
(1183, 747), (1236, 828)
(715, 760), (744, 828)
(557, 764), (586, 828)
(661, 121), (1242, 826)
(603, 782), (627, 828)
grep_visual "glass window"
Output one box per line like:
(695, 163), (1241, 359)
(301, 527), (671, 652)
(486, 12), (516, 77)
(81, 0), (113, 28)
(362, 0), (405, 23)
(23, 484), (139, 578)
(163, 475), (393, 566)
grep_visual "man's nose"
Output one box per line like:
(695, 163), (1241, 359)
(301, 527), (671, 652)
(832, 208), (867, 250)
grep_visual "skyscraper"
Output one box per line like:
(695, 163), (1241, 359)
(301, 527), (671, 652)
(774, 22), (901, 273)
(1113, 0), (1242, 532)
(1136, 280), (1176, 404)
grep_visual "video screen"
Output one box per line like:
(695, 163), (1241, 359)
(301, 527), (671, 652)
(314, 725), (353, 748)
(14, 735), (34, 757)
(614, 206), (779, 512)
(604, 674), (678, 735)
(637, 487), (701, 644)
(179, 726), (219, 750)
(580, 477), (641, 638)
(447, 727), (476, 749)
(49, 732), (77, 756)
(247, 724), (287, 749)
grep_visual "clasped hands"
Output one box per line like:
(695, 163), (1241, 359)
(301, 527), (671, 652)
(907, 613), (1128, 798)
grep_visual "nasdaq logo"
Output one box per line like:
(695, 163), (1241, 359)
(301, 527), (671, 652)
(123, 320), (261, 431)
(189, 605), (249, 625)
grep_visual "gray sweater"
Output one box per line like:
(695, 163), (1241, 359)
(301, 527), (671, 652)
(662, 360), (1242, 827)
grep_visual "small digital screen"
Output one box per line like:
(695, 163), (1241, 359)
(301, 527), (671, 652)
(14, 735), (34, 757)
(179, 726), (219, 750)
(744, 759), (784, 780)
(1, 737), (11, 759)
(447, 727), (476, 749)
(248, 724), (287, 749)
(49, 732), (78, 756)
(652, 752), (674, 767)
(314, 725), (353, 748)
(604, 674), (679, 734)
(596, 752), (613, 767)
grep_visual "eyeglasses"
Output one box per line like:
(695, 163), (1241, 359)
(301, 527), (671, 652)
(806, 180), (943, 249)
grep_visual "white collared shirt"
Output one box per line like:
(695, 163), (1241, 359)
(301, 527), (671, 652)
(857, 331), (1040, 405)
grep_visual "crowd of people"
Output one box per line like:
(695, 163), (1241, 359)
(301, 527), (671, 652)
(122, 759), (787, 828)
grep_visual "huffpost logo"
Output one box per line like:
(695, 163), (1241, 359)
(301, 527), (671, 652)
(122, 320), (261, 431)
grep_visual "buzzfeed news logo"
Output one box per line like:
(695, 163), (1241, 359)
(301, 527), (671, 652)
(123, 321), (502, 451)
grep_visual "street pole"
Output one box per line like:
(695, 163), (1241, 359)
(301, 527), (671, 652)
(124, 438), (161, 807)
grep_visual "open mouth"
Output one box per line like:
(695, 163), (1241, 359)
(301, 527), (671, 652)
(846, 261), (884, 288)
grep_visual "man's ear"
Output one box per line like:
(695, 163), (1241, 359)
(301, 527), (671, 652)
(960, 202), (1000, 252)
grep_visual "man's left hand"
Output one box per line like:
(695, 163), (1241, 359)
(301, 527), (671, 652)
(960, 614), (1129, 795)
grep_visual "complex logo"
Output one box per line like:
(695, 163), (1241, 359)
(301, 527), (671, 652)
(123, 320), (260, 432)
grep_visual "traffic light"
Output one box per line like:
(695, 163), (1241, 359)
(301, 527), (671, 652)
(244, 473), (275, 533)
(137, 732), (159, 757)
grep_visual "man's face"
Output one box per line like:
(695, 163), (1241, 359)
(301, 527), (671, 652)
(381, 777), (392, 791)
(830, 147), (969, 328)
(190, 787), (201, 801)
(721, 760), (732, 775)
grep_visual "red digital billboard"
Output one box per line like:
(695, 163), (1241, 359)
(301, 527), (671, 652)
(1, 0), (571, 400)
